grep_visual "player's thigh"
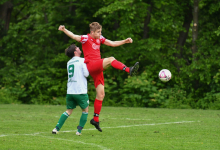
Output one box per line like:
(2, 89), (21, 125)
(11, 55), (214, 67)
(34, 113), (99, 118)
(103, 57), (115, 69)
(66, 94), (77, 109)
(75, 94), (90, 110)
(91, 71), (105, 88)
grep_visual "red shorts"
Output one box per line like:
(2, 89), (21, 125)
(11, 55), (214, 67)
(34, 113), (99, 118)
(85, 59), (104, 88)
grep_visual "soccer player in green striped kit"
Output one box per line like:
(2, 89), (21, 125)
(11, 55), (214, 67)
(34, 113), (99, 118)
(52, 44), (89, 136)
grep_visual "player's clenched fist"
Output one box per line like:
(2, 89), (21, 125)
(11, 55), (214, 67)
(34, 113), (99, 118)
(58, 25), (65, 31)
(125, 38), (133, 43)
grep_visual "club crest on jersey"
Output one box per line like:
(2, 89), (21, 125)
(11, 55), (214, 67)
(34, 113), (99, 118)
(92, 43), (100, 50)
(96, 39), (100, 44)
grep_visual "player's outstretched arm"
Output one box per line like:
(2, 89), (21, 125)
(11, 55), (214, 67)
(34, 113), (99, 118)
(103, 38), (133, 47)
(58, 25), (81, 42)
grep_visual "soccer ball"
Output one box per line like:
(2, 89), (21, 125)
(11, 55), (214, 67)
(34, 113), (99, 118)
(158, 69), (172, 82)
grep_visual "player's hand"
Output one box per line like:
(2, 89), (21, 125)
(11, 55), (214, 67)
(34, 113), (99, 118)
(125, 38), (133, 43)
(58, 25), (65, 31)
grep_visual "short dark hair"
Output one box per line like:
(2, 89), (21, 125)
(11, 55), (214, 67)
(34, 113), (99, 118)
(65, 44), (77, 58)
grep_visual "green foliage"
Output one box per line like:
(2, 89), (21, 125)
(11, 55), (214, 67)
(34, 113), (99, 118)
(115, 72), (191, 109)
(215, 26), (220, 36)
(119, 72), (161, 107)
(0, 86), (21, 104)
(1, 0), (220, 109)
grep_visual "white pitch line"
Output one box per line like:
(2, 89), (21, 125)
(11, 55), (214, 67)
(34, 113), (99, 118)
(36, 135), (111, 150)
(0, 132), (47, 137)
(106, 121), (196, 128)
(63, 121), (197, 132)
(0, 121), (198, 137)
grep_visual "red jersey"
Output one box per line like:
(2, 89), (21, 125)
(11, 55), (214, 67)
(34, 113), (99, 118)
(80, 34), (106, 62)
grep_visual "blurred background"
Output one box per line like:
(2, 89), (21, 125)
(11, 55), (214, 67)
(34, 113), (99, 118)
(0, 0), (220, 109)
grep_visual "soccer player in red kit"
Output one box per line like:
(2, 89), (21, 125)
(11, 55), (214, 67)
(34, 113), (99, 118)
(58, 22), (139, 132)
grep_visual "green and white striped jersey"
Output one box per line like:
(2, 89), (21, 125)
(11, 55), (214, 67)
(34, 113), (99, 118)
(67, 57), (89, 94)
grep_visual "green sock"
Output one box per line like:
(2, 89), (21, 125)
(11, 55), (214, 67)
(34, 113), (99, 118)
(56, 112), (69, 131)
(77, 112), (88, 133)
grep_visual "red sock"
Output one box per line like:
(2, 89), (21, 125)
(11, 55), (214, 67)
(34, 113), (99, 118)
(111, 60), (130, 73)
(94, 99), (103, 122)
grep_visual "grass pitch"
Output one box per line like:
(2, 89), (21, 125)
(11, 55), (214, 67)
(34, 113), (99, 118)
(0, 104), (219, 150)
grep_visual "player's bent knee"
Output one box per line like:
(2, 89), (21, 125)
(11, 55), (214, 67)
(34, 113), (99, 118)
(96, 93), (105, 100)
(66, 109), (73, 116)
(82, 107), (89, 113)
(103, 57), (116, 69)
(105, 57), (115, 64)
(109, 57), (115, 62)
(96, 96), (104, 100)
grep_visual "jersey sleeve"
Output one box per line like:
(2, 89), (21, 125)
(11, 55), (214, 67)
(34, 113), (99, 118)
(100, 35), (106, 44)
(81, 58), (89, 77)
(80, 35), (88, 44)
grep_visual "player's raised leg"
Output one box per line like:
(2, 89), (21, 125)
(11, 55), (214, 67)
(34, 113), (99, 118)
(103, 57), (139, 76)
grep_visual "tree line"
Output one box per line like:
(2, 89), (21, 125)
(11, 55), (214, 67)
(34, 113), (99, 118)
(0, 0), (220, 109)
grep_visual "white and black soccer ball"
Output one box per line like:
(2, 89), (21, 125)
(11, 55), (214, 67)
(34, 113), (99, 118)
(158, 69), (172, 82)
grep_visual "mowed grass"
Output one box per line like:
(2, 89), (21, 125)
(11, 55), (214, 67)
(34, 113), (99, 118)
(0, 104), (219, 150)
